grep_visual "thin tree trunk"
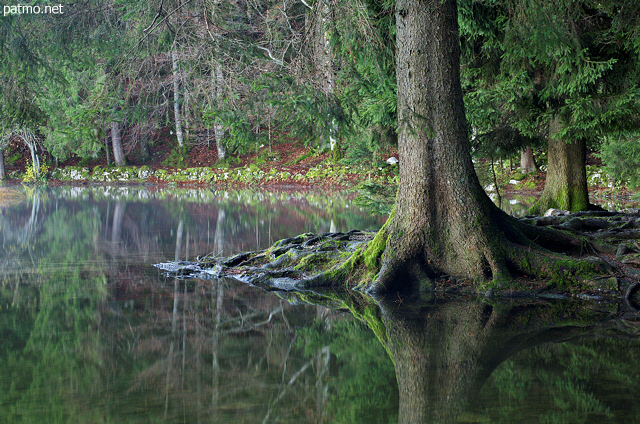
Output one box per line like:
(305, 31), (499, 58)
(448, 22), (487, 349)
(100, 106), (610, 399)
(105, 137), (110, 165)
(316, 0), (338, 151)
(213, 60), (226, 161)
(208, 0), (226, 161)
(172, 50), (184, 147)
(111, 120), (125, 166)
(0, 150), (6, 180)
(520, 147), (536, 174)
(140, 131), (151, 162)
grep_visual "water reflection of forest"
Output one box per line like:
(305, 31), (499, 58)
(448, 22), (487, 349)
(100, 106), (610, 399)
(0, 186), (394, 422)
(1, 186), (639, 423)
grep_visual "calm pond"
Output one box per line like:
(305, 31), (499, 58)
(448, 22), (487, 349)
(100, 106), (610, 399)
(0, 186), (639, 423)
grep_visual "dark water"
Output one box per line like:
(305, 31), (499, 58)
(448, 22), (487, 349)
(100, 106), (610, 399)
(0, 186), (639, 423)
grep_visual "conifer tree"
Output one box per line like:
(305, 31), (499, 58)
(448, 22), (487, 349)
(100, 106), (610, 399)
(460, 0), (640, 213)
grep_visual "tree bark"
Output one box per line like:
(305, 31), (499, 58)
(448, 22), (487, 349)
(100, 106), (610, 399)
(532, 119), (589, 213)
(140, 131), (151, 162)
(315, 0), (338, 151)
(111, 120), (125, 166)
(370, 0), (503, 289)
(213, 60), (226, 161)
(172, 50), (185, 147)
(520, 147), (536, 174)
(363, 0), (594, 292)
(0, 150), (6, 180)
(208, 0), (226, 161)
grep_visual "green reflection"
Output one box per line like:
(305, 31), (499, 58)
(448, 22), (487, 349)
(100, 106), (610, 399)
(476, 337), (640, 423)
(282, 290), (640, 424)
(2, 186), (638, 424)
(0, 186), (391, 423)
(297, 319), (399, 424)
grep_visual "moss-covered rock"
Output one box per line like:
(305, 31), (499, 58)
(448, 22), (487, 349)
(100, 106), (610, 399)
(90, 166), (140, 182)
(50, 166), (91, 181)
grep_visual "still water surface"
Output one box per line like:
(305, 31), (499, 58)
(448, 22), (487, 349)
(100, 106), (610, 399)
(0, 186), (638, 423)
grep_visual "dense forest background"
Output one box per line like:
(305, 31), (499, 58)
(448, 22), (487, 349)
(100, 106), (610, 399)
(1, 0), (639, 203)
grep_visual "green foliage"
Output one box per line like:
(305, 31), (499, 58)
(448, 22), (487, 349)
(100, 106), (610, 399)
(476, 338), (640, 422)
(203, 104), (263, 154)
(162, 144), (192, 168)
(22, 162), (49, 183)
(460, 0), (640, 159)
(5, 152), (22, 165)
(297, 318), (399, 424)
(39, 65), (109, 160)
(332, 0), (398, 162)
(598, 134), (640, 189)
(354, 181), (396, 216)
(341, 129), (396, 166)
(253, 74), (350, 148)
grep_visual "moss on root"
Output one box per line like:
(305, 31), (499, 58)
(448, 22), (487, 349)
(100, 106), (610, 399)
(163, 207), (640, 299)
(363, 206), (395, 270)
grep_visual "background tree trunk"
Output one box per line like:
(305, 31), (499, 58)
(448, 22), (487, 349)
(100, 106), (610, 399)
(213, 60), (226, 161)
(140, 131), (151, 162)
(208, 0), (226, 161)
(531, 118), (589, 213)
(315, 0), (338, 151)
(520, 147), (536, 174)
(172, 50), (185, 147)
(0, 150), (6, 180)
(111, 121), (125, 166)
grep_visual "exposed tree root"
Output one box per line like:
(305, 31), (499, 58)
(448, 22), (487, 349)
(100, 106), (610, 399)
(155, 210), (640, 300)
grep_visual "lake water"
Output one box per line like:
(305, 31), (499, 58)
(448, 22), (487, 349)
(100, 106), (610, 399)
(0, 185), (638, 423)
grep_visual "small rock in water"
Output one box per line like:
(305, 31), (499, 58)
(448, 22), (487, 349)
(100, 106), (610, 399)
(544, 208), (570, 217)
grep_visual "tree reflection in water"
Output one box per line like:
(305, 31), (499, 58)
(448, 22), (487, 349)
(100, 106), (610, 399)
(0, 186), (639, 423)
(289, 289), (640, 424)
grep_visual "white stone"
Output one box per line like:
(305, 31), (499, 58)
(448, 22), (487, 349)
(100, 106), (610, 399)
(544, 208), (570, 217)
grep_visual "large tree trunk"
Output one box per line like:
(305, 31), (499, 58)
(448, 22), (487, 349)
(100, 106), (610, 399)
(364, 0), (592, 292)
(370, 0), (503, 289)
(520, 147), (536, 174)
(111, 120), (125, 166)
(531, 119), (589, 213)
